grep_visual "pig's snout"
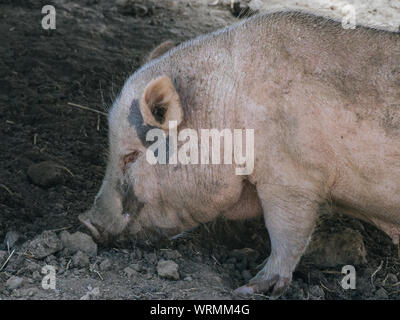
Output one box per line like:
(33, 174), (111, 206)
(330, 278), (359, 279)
(78, 210), (102, 240)
(78, 207), (131, 244)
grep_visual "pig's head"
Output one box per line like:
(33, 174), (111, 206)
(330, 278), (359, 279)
(79, 72), (200, 244)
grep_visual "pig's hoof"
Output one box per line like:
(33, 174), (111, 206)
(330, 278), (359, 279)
(233, 275), (291, 299)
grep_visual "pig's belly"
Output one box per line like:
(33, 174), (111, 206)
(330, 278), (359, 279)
(331, 160), (400, 244)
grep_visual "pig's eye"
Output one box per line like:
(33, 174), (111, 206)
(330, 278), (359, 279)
(122, 151), (141, 171)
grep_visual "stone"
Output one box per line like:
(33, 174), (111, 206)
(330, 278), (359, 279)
(60, 231), (97, 256)
(129, 263), (142, 272)
(2, 231), (21, 250)
(72, 251), (90, 268)
(124, 266), (138, 277)
(24, 231), (63, 259)
(99, 259), (112, 271)
(162, 249), (182, 260)
(27, 161), (65, 188)
(6, 276), (24, 290)
(157, 260), (179, 280)
(304, 228), (367, 267)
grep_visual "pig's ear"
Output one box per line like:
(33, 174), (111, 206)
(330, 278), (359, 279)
(146, 41), (176, 63)
(140, 76), (183, 130)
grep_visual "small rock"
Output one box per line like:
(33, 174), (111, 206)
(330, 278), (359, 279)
(7, 276), (24, 290)
(60, 231), (97, 256)
(162, 249), (182, 260)
(24, 231), (63, 259)
(130, 263), (142, 272)
(124, 267), (138, 277)
(45, 255), (57, 264)
(157, 260), (179, 280)
(375, 287), (388, 300)
(1, 231), (21, 250)
(72, 251), (90, 268)
(26, 261), (40, 273)
(99, 259), (112, 271)
(27, 161), (65, 188)
(32, 271), (41, 280)
(184, 276), (193, 281)
(305, 228), (367, 267)
(309, 285), (325, 300)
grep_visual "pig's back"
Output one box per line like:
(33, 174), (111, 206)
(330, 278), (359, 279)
(229, 12), (400, 228)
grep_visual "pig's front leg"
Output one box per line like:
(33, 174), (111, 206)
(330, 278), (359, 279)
(234, 184), (320, 298)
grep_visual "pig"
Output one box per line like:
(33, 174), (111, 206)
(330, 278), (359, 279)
(79, 10), (400, 298)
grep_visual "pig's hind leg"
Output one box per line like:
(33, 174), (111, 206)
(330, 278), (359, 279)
(234, 184), (321, 298)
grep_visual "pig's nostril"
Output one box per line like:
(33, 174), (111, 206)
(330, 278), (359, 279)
(78, 213), (101, 240)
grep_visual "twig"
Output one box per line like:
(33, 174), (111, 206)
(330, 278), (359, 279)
(48, 226), (72, 232)
(371, 260), (384, 286)
(320, 281), (334, 292)
(0, 249), (15, 271)
(54, 165), (74, 177)
(94, 270), (103, 281)
(0, 184), (13, 195)
(67, 102), (107, 116)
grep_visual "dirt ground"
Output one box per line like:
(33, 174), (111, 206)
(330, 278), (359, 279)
(0, 0), (399, 300)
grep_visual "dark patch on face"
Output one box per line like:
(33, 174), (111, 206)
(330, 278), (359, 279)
(128, 99), (171, 162)
(128, 99), (158, 147)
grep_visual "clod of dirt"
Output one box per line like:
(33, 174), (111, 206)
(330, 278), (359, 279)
(27, 161), (65, 188)
(99, 259), (112, 271)
(124, 266), (139, 278)
(23, 231), (63, 259)
(6, 276), (24, 290)
(130, 263), (142, 272)
(304, 228), (367, 267)
(157, 260), (180, 280)
(1, 231), (22, 250)
(72, 251), (90, 268)
(162, 249), (182, 260)
(60, 231), (97, 257)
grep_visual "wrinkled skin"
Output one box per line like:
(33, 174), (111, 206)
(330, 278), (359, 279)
(80, 10), (400, 298)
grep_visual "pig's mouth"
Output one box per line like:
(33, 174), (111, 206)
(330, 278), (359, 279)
(78, 210), (131, 244)
(78, 213), (102, 240)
